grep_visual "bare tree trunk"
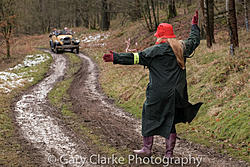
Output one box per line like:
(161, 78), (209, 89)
(208, 0), (215, 43)
(129, 0), (142, 20)
(244, 0), (249, 31)
(227, 0), (239, 50)
(38, 0), (46, 33)
(101, 0), (110, 30)
(141, 0), (153, 31)
(0, 1), (15, 59)
(151, 0), (159, 29)
(140, 0), (159, 32)
(146, 0), (153, 29)
(168, 0), (177, 19)
(3, 24), (12, 59)
(75, 6), (81, 27)
(6, 38), (10, 59)
(200, 0), (206, 39)
(135, 0), (142, 19)
(204, 0), (212, 47)
(156, 0), (160, 24)
(159, 0), (165, 9)
(83, 14), (89, 28)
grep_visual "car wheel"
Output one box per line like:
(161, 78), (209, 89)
(76, 47), (79, 54)
(50, 42), (54, 52)
(55, 48), (59, 54)
(52, 44), (57, 53)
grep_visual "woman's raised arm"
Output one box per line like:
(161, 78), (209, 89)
(183, 11), (201, 57)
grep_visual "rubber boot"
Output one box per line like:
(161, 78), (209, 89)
(165, 133), (177, 157)
(133, 136), (153, 157)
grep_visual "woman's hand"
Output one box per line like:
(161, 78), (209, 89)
(103, 51), (114, 62)
(192, 10), (198, 25)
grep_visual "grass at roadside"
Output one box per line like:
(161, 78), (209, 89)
(48, 53), (131, 160)
(0, 34), (49, 71)
(176, 30), (250, 161)
(0, 52), (52, 166)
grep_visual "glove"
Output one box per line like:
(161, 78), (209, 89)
(103, 51), (114, 62)
(192, 10), (198, 25)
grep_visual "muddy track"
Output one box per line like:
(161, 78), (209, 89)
(69, 52), (249, 167)
(14, 51), (91, 167)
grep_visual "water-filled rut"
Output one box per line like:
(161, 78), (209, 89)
(14, 52), (89, 166)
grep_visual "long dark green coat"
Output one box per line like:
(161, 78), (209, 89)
(113, 25), (202, 138)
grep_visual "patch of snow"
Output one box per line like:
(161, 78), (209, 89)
(0, 72), (22, 81)
(0, 85), (11, 93)
(23, 54), (50, 67)
(0, 54), (50, 93)
(8, 64), (23, 71)
(81, 33), (110, 43)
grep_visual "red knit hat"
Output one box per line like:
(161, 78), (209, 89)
(154, 23), (176, 38)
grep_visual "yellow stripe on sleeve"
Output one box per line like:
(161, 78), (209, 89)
(133, 53), (139, 64)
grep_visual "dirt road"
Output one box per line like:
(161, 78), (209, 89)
(14, 51), (248, 167)
(14, 52), (91, 167)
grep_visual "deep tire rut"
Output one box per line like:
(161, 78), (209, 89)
(14, 52), (90, 166)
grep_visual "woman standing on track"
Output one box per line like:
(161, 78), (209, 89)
(103, 11), (202, 157)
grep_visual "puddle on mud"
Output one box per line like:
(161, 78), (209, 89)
(15, 53), (90, 166)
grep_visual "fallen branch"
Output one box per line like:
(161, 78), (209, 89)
(125, 38), (138, 52)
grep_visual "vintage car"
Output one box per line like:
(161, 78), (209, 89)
(49, 30), (80, 54)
